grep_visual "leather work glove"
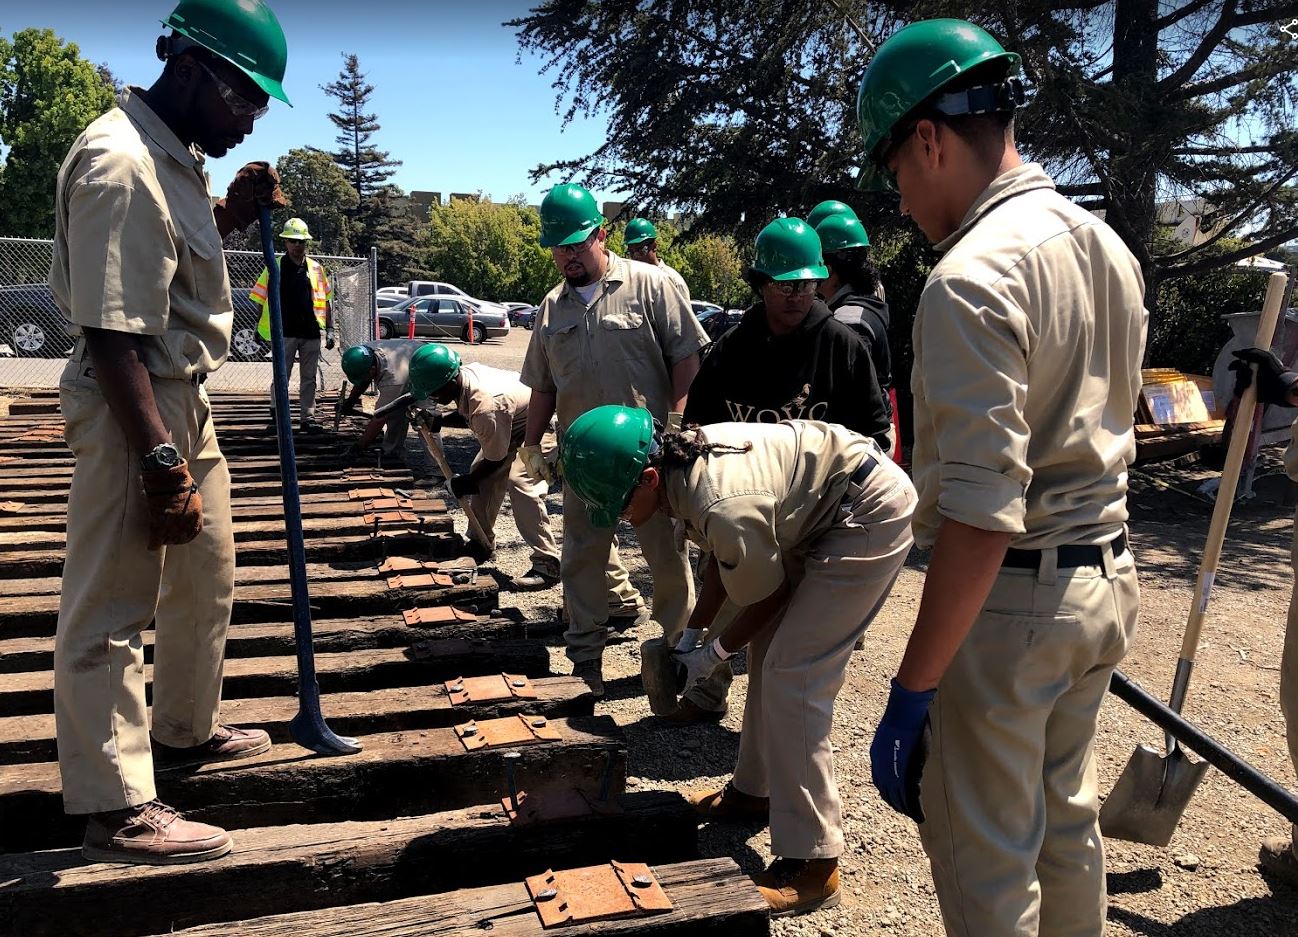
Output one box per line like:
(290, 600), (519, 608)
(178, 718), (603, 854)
(449, 474), (479, 498)
(325, 328), (337, 351)
(672, 639), (728, 694)
(870, 678), (936, 824)
(141, 462), (203, 551)
(1230, 346), (1298, 407)
(519, 443), (556, 485)
(416, 409), (444, 434)
(219, 161), (287, 229)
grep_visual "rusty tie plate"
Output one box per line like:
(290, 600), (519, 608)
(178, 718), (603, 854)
(526, 861), (673, 928)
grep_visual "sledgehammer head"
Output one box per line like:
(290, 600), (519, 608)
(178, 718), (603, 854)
(640, 635), (686, 716)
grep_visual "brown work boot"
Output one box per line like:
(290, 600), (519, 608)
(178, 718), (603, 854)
(1259, 837), (1298, 887)
(660, 697), (727, 726)
(688, 781), (769, 822)
(154, 724), (271, 770)
(572, 659), (605, 698)
(82, 800), (232, 865)
(752, 857), (841, 918)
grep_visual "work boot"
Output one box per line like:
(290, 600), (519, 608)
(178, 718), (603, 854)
(465, 539), (495, 564)
(572, 659), (604, 698)
(300, 418), (327, 435)
(606, 607), (651, 633)
(752, 857), (841, 918)
(1259, 837), (1298, 886)
(687, 781), (769, 822)
(507, 566), (560, 591)
(154, 724), (272, 771)
(82, 800), (232, 865)
(660, 697), (727, 726)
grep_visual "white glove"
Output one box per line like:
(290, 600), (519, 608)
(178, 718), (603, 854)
(520, 444), (556, 485)
(673, 639), (729, 693)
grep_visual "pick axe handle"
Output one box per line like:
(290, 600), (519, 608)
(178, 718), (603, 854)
(1171, 271), (1289, 711)
(412, 416), (492, 549)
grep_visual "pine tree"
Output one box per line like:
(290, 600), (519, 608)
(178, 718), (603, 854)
(320, 53), (401, 207)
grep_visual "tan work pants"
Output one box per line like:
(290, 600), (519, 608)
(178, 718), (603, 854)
(469, 448), (560, 573)
(919, 541), (1140, 937)
(732, 459), (915, 857)
(560, 486), (698, 662)
(1281, 513), (1298, 853)
(268, 335), (321, 421)
(55, 356), (235, 814)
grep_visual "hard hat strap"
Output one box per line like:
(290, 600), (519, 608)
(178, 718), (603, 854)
(933, 77), (1025, 118)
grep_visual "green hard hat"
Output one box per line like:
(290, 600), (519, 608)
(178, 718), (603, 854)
(407, 343), (462, 399)
(539, 184), (605, 248)
(752, 218), (828, 281)
(856, 18), (1021, 191)
(559, 405), (655, 529)
(806, 200), (858, 229)
(624, 217), (658, 246)
(816, 213), (871, 252)
(341, 344), (375, 382)
(163, 0), (291, 106)
(279, 217), (311, 240)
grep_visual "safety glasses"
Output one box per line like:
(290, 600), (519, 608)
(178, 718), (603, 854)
(552, 229), (599, 257)
(195, 59), (270, 120)
(769, 280), (820, 297)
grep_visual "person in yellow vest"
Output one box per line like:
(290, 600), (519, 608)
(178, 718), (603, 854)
(250, 216), (334, 433)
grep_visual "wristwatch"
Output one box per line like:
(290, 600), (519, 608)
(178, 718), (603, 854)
(140, 442), (183, 472)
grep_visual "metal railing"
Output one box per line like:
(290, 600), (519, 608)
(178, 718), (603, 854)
(0, 236), (375, 395)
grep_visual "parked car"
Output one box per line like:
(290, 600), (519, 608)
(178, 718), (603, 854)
(0, 284), (75, 358)
(376, 286), (407, 299)
(696, 306), (743, 342)
(385, 280), (511, 319)
(376, 293), (406, 309)
(376, 296), (509, 344)
(228, 293), (270, 362)
(691, 300), (723, 319)
(507, 304), (538, 328)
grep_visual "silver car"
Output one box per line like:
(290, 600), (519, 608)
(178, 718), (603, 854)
(376, 296), (509, 344)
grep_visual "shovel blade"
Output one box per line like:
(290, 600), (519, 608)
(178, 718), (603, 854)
(1099, 743), (1210, 846)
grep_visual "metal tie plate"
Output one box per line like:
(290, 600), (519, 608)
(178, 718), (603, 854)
(454, 714), (562, 751)
(445, 673), (539, 706)
(525, 861), (672, 929)
(402, 606), (478, 626)
(348, 487), (394, 500)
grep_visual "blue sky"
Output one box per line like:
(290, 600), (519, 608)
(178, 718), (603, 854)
(1, 0), (615, 202)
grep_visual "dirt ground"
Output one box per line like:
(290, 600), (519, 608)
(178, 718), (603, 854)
(417, 329), (1298, 935)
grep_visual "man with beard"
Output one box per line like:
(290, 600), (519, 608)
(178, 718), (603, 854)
(50, 0), (290, 864)
(623, 217), (690, 300)
(683, 217), (890, 447)
(518, 183), (725, 720)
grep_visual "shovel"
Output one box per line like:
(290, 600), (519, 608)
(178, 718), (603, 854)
(1100, 270), (1290, 846)
(258, 206), (362, 757)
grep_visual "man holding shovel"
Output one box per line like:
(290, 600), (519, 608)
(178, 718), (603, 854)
(49, 0), (289, 864)
(404, 342), (561, 590)
(857, 20), (1146, 934)
(1231, 345), (1298, 884)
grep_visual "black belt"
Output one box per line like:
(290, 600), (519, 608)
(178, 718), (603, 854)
(1002, 532), (1128, 570)
(848, 452), (880, 487)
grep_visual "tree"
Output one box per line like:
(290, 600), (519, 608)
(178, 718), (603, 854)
(510, 1), (1298, 291)
(275, 147), (358, 255)
(320, 53), (400, 207)
(360, 185), (430, 286)
(422, 196), (561, 303)
(0, 28), (115, 236)
(677, 234), (749, 308)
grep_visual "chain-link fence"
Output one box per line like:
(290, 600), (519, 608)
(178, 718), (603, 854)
(0, 236), (376, 395)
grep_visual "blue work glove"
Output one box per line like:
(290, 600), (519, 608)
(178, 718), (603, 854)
(870, 678), (936, 823)
(449, 474), (479, 498)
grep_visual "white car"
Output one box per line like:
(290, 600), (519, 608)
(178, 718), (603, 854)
(407, 281), (510, 317)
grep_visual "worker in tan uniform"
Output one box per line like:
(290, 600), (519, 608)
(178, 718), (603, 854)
(858, 20), (1146, 936)
(404, 342), (561, 589)
(50, 0), (291, 865)
(623, 217), (690, 300)
(338, 339), (443, 481)
(519, 183), (716, 712)
(559, 405), (915, 916)
(1229, 346), (1298, 884)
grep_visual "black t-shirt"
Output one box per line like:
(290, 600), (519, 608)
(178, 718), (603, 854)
(683, 300), (890, 448)
(279, 255), (319, 339)
(829, 290), (893, 417)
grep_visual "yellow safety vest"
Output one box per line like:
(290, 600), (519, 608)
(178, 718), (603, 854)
(250, 256), (332, 340)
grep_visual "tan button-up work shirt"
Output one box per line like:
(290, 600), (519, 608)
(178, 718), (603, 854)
(657, 260), (691, 302)
(663, 421), (872, 606)
(456, 362), (531, 461)
(910, 163), (1147, 550)
(521, 251), (709, 429)
(50, 88), (232, 379)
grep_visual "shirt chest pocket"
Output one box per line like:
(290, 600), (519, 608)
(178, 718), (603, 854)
(544, 319), (584, 381)
(599, 306), (651, 361)
(176, 216), (230, 310)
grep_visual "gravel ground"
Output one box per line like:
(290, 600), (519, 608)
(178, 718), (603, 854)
(424, 331), (1298, 935)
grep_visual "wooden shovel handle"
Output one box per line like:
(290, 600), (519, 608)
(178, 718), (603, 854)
(1179, 271), (1290, 661)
